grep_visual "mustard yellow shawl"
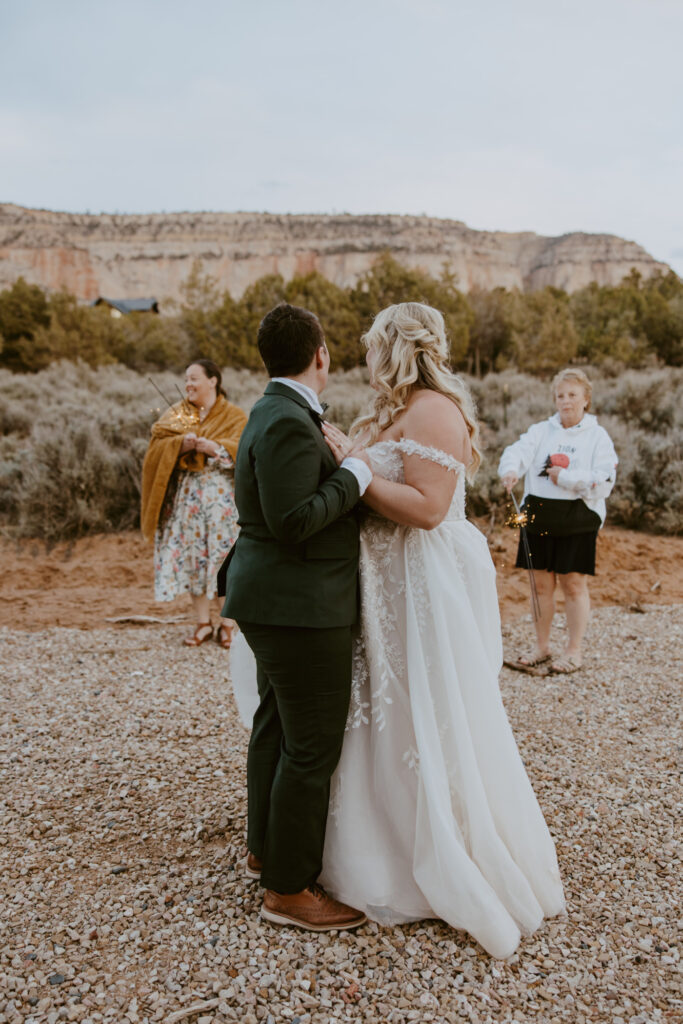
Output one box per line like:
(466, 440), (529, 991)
(140, 395), (247, 542)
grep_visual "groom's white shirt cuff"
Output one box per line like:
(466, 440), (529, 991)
(340, 456), (372, 495)
(271, 377), (372, 495)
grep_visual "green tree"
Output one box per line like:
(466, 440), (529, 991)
(233, 273), (288, 368)
(178, 261), (227, 363)
(467, 286), (514, 376)
(111, 311), (191, 371)
(570, 269), (683, 367)
(512, 287), (579, 375)
(34, 292), (124, 369)
(570, 281), (644, 365)
(351, 253), (472, 367)
(0, 278), (51, 371)
(640, 271), (683, 365)
(284, 272), (363, 369)
(178, 261), (259, 367)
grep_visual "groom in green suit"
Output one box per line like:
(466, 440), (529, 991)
(222, 303), (371, 931)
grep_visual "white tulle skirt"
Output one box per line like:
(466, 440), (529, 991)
(230, 516), (565, 958)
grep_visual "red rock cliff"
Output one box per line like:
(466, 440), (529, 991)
(0, 204), (670, 303)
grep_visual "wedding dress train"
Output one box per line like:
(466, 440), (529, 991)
(231, 438), (565, 957)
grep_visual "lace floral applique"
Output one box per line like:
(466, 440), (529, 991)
(347, 633), (371, 730)
(359, 518), (402, 732)
(402, 746), (420, 773)
(349, 437), (469, 733)
(394, 438), (464, 474)
(370, 439), (466, 523)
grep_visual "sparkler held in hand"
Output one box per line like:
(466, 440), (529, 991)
(147, 376), (200, 432)
(508, 490), (541, 622)
(147, 375), (175, 410)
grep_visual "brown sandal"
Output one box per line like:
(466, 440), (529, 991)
(216, 622), (233, 649)
(183, 623), (213, 647)
(504, 652), (551, 674)
(550, 655), (582, 674)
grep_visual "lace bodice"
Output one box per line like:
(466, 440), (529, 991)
(367, 438), (466, 522)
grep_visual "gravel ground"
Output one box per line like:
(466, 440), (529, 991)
(1, 605), (680, 1024)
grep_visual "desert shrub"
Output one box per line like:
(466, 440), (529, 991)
(2, 361), (682, 540)
(593, 369), (682, 433)
(468, 370), (550, 436)
(603, 420), (683, 534)
(323, 367), (374, 431)
(12, 418), (147, 539)
(0, 362), (157, 539)
(0, 434), (23, 523)
(0, 395), (34, 436)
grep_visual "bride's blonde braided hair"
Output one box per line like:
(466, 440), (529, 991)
(350, 302), (482, 478)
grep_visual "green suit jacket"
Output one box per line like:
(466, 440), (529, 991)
(222, 381), (361, 627)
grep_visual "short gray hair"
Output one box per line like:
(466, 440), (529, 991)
(551, 367), (592, 410)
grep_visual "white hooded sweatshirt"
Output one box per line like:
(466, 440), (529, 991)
(498, 413), (618, 525)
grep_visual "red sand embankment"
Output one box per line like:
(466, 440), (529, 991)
(1, 526), (681, 630)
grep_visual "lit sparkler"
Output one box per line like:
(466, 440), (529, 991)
(508, 491), (540, 622)
(148, 377), (200, 431)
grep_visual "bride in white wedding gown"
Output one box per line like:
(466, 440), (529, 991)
(232, 302), (565, 958)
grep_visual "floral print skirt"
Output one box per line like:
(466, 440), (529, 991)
(154, 463), (239, 601)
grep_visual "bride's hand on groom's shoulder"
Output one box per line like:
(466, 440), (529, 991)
(322, 421), (368, 467)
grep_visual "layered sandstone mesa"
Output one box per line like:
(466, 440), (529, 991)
(0, 203), (670, 305)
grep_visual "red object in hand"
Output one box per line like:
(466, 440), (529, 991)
(549, 453), (570, 468)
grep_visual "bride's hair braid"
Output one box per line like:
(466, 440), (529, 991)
(350, 302), (482, 478)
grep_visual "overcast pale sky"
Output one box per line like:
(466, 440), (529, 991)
(1, 0), (682, 274)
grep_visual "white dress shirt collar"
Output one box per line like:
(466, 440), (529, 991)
(270, 377), (324, 415)
(269, 377), (372, 495)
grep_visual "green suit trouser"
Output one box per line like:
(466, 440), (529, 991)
(239, 621), (353, 894)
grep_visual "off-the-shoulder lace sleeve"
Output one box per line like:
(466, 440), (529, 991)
(395, 438), (464, 473)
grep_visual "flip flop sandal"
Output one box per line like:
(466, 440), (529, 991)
(216, 623), (233, 650)
(504, 653), (551, 674)
(550, 656), (582, 674)
(183, 623), (214, 647)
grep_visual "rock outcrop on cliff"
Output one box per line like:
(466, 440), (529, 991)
(0, 203), (670, 304)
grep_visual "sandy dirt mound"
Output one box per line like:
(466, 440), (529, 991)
(1, 526), (681, 630)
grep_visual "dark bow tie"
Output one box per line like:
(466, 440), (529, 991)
(309, 402), (329, 426)
(311, 397), (329, 417)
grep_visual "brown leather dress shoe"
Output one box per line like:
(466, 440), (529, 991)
(245, 852), (262, 880)
(261, 884), (367, 931)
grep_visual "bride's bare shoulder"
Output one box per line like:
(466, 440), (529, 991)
(403, 390), (467, 433)
(400, 389), (471, 462)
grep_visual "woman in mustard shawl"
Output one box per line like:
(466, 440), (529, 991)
(141, 359), (247, 648)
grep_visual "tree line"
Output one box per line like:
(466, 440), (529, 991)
(1, 254), (681, 377)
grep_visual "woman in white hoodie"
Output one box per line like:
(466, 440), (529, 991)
(499, 368), (618, 673)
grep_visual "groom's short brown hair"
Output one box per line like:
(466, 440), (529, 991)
(258, 303), (326, 377)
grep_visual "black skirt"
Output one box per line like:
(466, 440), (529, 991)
(515, 530), (598, 576)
